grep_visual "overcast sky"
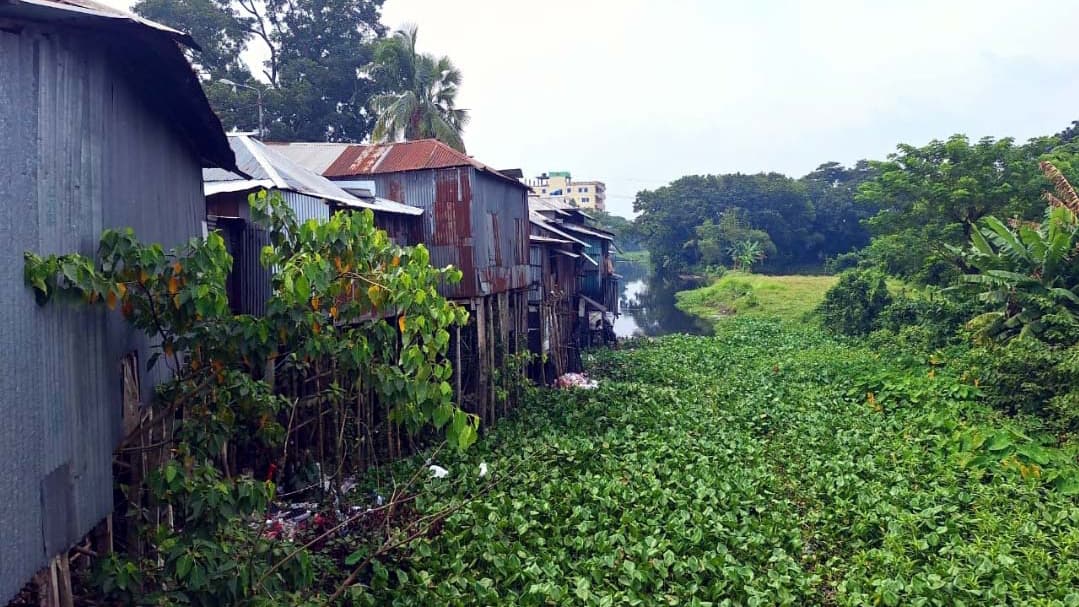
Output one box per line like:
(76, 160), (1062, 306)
(106, 0), (1079, 217)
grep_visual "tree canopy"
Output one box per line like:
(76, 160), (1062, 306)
(633, 166), (875, 277)
(855, 134), (1067, 282)
(135, 0), (389, 141)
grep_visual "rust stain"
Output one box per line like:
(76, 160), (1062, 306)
(321, 140), (522, 188)
(491, 213), (502, 266)
(457, 246), (476, 294)
(387, 179), (404, 203)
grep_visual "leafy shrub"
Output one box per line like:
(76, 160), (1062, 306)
(957, 338), (1079, 434)
(874, 290), (981, 349)
(824, 250), (862, 273)
(818, 269), (892, 336)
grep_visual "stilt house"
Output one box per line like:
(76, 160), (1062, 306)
(270, 139), (531, 426)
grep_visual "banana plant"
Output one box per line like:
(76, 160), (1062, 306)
(948, 162), (1079, 342)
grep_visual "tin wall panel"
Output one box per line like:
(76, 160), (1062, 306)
(282, 191), (331, 225)
(0, 26), (206, 601)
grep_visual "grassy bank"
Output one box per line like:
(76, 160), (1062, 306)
(614, 249), (650, 265)
(674, 272), (838, 323)
(347, 319), (1079, 606)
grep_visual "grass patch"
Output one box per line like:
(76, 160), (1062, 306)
(614, 249), (650, 265)
(674, 272), (838, 323)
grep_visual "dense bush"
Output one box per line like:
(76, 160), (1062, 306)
(873, 290), (982, 349)
(818, 269), (893, 336)
(957, 339), (1079, 434)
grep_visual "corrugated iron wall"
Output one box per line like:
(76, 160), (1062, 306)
(0, 25), (206, 602)
(354, 168), (529, 300)
(468, 168), (530, 296)
(282, 191), (331, 225)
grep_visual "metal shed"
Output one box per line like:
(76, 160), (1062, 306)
(0, 1), (236, 600)
(271, 139), (532, 427)
(270, 139), (531, 300)
(204, 135), (423, 315)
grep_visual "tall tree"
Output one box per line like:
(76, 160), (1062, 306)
(634, 173), (815, 276)
(134, 0), (387, 141)
(800, 160), (877, 263)
(856, 135), (1053, 281)
(368, 26), (470, 152)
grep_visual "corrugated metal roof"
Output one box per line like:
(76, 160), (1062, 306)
(8, 0), (197, 45)
(205, 135), (420, 216)
(260, 142), (352, 175)
(0, 0), (237, 172)
(560, 222), (615, 241)
(529, 197), (573, 216)
(530, 235), (573, 245)
(529, 196), (597, 221)
(529, 211), (588, 246)
(204, 179), (275, 196)
(269, 139), (526, 188)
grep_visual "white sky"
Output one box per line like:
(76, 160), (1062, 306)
(103, 0), (1079, 217)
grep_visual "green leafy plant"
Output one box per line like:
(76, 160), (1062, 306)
(948, 161), (1079, 343)
(23, 190), (474, 605)
(818, 269), (893, 336)
(341, 319), (1079, 606)
(727, 238), (767, 272)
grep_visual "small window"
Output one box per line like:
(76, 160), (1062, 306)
(582, 197), (590, 203)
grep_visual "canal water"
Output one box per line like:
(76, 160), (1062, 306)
(612, 261), (713, 338)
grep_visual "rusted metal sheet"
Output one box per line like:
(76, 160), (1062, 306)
(302, 141), (530, 301)
(316, 140), (521, 188)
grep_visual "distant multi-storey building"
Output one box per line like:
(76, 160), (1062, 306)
(524, 171), (606, 212)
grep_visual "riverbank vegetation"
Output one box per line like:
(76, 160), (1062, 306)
(674, 273), (837, 322)
(346, 320), (1079, 605)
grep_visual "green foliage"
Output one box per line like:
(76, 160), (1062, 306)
(818, 269), (893, 336)
(956, 339), (1079, 434)
(856, 134), (1061, 282)
(634, 172), (816, 276)
(349, 320), (1079, 605)
(589, 210), (644, 251)
(635, 163), (875, 278)
(24, 190), (472, 604)
(873, 289), (982, 350)
(726, 239), (766, 272)
(676, 272), (837, 323)
(695, 208), (777, 271)
(948, 204), (1079, 343)
(368, 26), (469, 151)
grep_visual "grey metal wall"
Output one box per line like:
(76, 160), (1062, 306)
(283, 190), (331, 225)
(0, 24), (206, 601)
(467, 168), (530, 296)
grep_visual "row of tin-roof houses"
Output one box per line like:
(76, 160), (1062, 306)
(0, 0), (618, 601)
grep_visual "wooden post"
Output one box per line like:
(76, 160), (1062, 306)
(498, 291), (509, 417)
(454, 324), (462, 407)
(56, 555), (73, 607)
(475, 298), (487, 426)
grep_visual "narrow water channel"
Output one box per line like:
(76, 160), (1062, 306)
(612, 262), (714, 338)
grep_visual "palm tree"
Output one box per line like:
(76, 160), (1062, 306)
(368, 26), (469, 152)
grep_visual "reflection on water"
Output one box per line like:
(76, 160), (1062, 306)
(614, 262), (713, 338)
